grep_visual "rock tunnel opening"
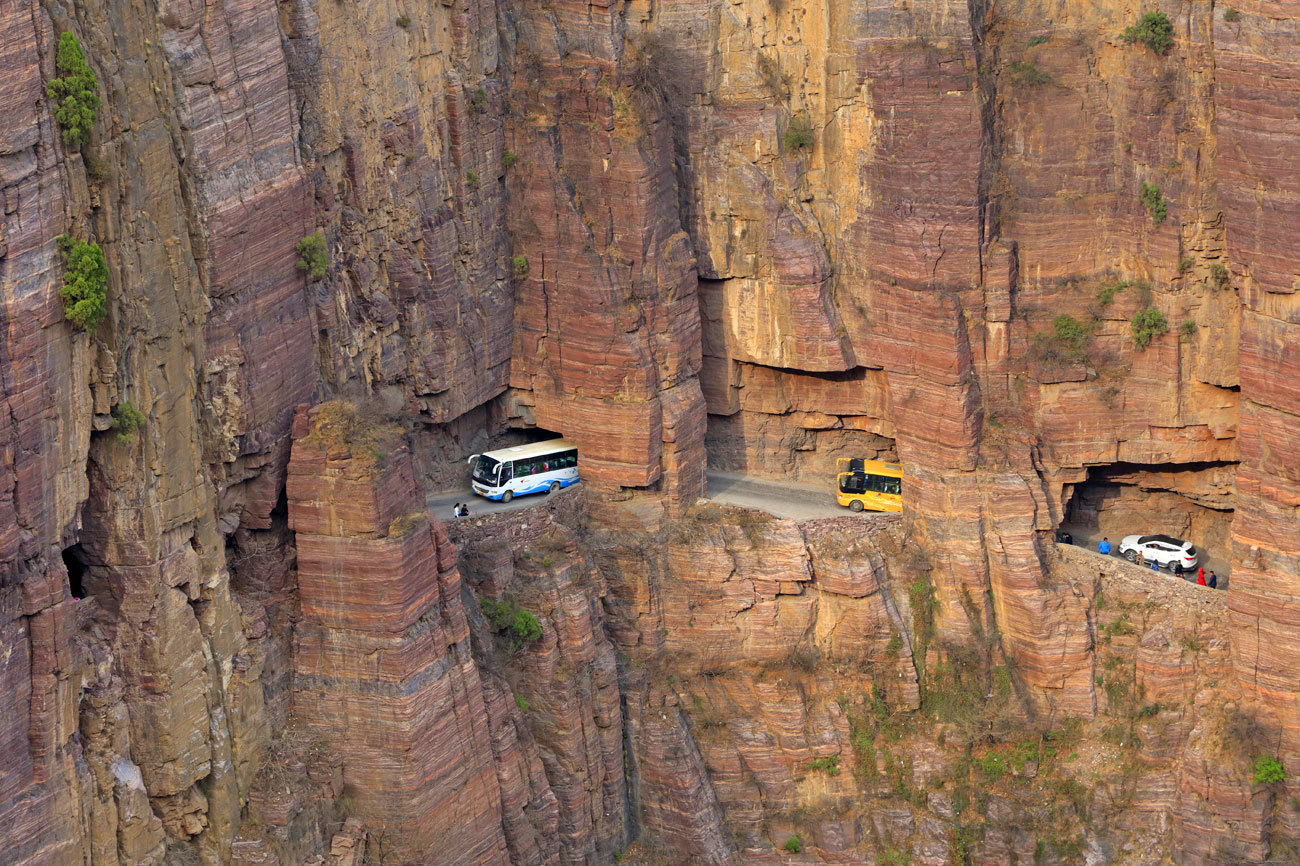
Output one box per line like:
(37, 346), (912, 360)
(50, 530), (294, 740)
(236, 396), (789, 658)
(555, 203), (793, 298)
(61, 544), (88, 600)
(703, 365), (898, 484)
(1062, 461), (1236, 579)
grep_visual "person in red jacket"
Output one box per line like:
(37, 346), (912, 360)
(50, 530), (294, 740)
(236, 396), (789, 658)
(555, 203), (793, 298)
(1196, 567), (1207, 586)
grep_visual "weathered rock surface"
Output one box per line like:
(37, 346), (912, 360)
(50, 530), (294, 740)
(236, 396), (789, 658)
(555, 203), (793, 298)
(3, 0), (1300, 863)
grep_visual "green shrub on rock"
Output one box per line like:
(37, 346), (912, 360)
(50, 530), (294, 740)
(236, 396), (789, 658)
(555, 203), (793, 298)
(1139, 182), (1167, 223)
(56, 234), (108, 331)
(1122, 11), (1174, 54)
(1130, 306), (1168, 350)
(1254, 755), (1285, 785)
(783, 115), (814, 151)
(47, 33), (100, 148)
(295, 232), (328, 280)
(111, 401), (146, 444)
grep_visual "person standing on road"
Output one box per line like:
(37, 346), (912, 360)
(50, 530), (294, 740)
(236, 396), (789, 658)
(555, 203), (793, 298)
(452, 503), (461, 519)
(1208, 571), (1218, 589)
(1196, 567), (1207, 586)
(1099, 537), (1111, 555)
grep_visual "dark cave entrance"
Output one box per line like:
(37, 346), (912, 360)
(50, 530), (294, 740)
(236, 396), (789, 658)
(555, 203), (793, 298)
(1062, 461), (1236, 577)
(62, 544), (88, 599)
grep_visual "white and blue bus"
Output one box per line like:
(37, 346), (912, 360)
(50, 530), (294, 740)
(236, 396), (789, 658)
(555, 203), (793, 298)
(468, 439), (580, 502)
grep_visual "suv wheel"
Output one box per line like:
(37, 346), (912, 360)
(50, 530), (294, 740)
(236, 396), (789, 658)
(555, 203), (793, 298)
(1124, 549), (1137, 562)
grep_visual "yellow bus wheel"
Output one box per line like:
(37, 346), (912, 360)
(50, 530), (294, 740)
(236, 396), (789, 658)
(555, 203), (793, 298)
(850, 500), (864, 512)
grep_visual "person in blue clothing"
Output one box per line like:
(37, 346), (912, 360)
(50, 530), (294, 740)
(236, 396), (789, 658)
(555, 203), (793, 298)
(1098, 537), (1111, 555)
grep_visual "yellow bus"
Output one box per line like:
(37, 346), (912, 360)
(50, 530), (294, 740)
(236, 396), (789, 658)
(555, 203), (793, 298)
(835, 458), (903, 513)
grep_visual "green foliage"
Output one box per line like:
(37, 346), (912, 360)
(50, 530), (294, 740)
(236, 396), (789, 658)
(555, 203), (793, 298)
(1051, 314), (1088, 350)
(47, 33), (100, 148)
(885, 633), (902, 656)
(1130, 306), (1168, 350)
(395, 14), (411, 28)
(480, 597), (543, 651)
(1210, 262), (1230, 289)
(1122, 11), (1175, 54)
(783, 115), (814, 152)
(1096, 278), (1149, 308)
(1254, 755), (1285, 785)
(111, 401), (145, 444)
(512, 255), (529, 280)
(502, 150), (517, 169)
(1179, 319), (1197, 340)
(1223, 7), (1241, 23)
(1008, 60), (1053, 87)
(469, 86), (487, 113)
(1027, 35), (1050, 47)
(1178, 256), (1194, 273)
(783, 835), (803, 854)
(295, 232), (328, 280)
(466, 170), (480, 187)
(56, 235), (108, 331)
(1139, 182), (1167, 223)
(514, 694), (531, 712)
(807, 755), (840, 776)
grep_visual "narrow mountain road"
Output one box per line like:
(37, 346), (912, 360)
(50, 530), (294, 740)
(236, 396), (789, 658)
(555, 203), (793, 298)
(429, 470), (857, 523)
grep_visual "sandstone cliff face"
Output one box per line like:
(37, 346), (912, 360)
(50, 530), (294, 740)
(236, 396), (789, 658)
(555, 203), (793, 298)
(3, 0), (1300, 864)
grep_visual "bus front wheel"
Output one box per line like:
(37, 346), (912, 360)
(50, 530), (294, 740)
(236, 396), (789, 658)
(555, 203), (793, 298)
(549, 481), (561, 494)
(502, 490), (513, 503)
(850, 500), (864, 512)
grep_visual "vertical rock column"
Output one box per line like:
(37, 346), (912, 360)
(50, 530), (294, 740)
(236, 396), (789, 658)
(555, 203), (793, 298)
(286, 404), (510, 864)
(1217, 0), (1300, 834)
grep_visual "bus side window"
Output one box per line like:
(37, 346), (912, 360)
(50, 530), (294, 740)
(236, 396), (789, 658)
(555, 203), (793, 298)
(501, 463), (513, 482)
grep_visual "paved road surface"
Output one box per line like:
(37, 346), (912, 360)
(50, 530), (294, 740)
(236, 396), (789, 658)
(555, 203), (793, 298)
(705, 471), (849, 521)
(430, 470), (855, 523)
(1059, 523), (1230, 584)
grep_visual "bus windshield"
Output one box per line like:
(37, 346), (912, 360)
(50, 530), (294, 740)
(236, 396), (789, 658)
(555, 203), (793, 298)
(472, 455), (500, 485)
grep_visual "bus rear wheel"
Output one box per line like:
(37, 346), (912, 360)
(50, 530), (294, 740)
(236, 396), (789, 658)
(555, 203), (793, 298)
(850, 500), (864, 512)
(549, 481), (561, 494)
(501, 490), (513, 503)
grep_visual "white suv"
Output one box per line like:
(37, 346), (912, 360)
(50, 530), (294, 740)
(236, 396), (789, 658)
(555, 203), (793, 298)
(1118, 534), (1199, 572)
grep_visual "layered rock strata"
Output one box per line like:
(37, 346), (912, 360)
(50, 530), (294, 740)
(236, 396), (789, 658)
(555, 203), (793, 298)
(286, 404), (510, 863)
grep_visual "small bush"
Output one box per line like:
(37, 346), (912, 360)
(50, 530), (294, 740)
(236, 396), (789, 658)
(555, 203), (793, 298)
(1051, 314), (1089, 351)
(1210, 262), (1230, 289)
(1027, 35), (1050, 47)
(57, 235), (109, 331)
(1223, 7), (1241, 23)
(1178, 256), (1194, 273)
(1131, 306), (1168, 350)
(295, 232), (328, 280)
(1179, 319), (1197, 340)
(1122, 11), (1174, 54)
(783, 835), (803, 854)
(884, 634), (902, 656)
(502, 150), (517, 169)
(466, 170), (480, 187)
(481, 597), (543, 652)
(111, 401), (145, 444)
(1255, 755), (1285, 785)
(807, 755), (840, 775)
(1096, 278), (1149, 308)
(1009, 60), (1053, 87)
(514, 695), (531, 712)
(783, 115), (814, 152)
(469, 86), (487, 113)
(512, 255), (529, 280)
(1139, 182), (1167, 223)
(395, 15), (411, 28)
(47, 33), (100, 148)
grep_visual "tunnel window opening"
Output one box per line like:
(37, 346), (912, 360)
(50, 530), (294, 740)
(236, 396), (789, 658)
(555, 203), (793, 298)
(62, 545), (88, 599)
(1061, 461), (1236, 579)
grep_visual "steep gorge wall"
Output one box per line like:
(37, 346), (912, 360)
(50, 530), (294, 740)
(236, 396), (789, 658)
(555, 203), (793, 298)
(3, 0), (1300, 864)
